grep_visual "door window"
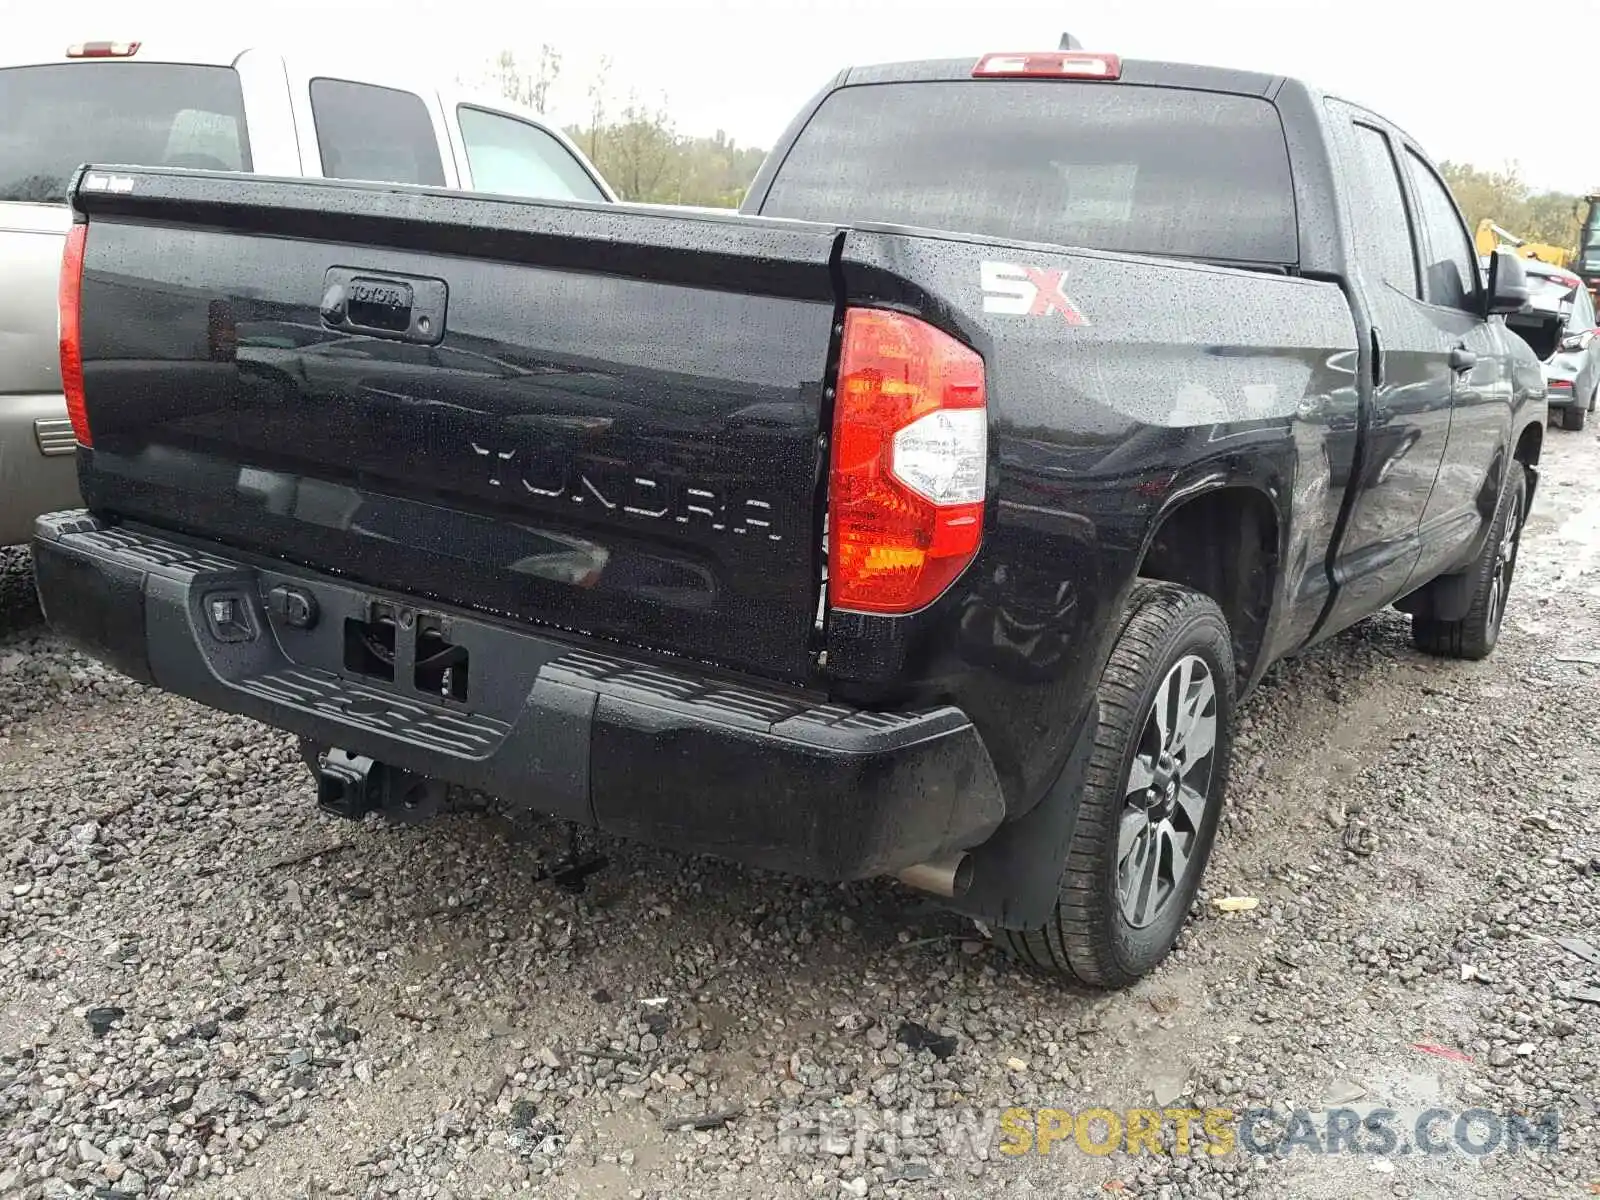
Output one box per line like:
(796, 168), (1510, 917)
(456, 106), (605, 202)
(1402, 150), (1479, 310)
(310, 78), (445, 186)
(1347, 123), (1420, 297)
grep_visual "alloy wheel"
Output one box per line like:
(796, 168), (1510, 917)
(1116, 654), (1219, 929)
(1488, 487), (1523, 642)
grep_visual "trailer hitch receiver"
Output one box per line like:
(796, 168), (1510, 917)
(305, 742), (447, 824)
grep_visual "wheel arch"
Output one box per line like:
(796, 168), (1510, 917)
(1513, 419), (1542, 512)
(1135, 479), (1284, 688)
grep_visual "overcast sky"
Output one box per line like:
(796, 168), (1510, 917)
(22, 0), (1600, 194)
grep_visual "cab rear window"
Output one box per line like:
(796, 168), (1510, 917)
(761, 79), (1298, 266)
(0, 62), (251, 204)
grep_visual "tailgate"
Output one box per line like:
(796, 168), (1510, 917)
(0, 202), (70, 395)
(70, 170), (840, 683)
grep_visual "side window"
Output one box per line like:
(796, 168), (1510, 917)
(1402, 150), (1479, 310)
(1347, 123), (1420, 297)
(456, 106), (605, 202)
(310, 78), (445, 187)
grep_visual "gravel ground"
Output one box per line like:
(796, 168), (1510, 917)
(2, 429), (1598, 1200)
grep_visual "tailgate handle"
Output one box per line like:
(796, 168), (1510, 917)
(320, 268), (448, 345)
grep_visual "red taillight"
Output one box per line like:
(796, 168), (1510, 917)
(66, 41), (140, 58)
(827, 309), (986, 615)
(59, 223), (91, 447)
(973, 51), (1122, 80)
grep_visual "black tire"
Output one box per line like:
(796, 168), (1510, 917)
(1000, 580), (1235, 989)
(1561, 402), (1588, 431)
(1411, 462), (1526, 661)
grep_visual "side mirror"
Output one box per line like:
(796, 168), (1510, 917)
(1486, 248), (1531, 315)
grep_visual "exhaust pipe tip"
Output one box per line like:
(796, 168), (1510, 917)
(896, 853), (973, 899)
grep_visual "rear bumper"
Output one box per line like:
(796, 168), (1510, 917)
(0, 395), (82, 545)
(1545, 384), (1582, 409)
(32, 512), (1004, 881)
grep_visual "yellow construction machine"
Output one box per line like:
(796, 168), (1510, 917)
(1473, 194), (1600, 304)
(1473, 218), (1573, 268)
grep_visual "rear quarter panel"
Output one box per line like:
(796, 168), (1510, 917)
(829, 228), (1361, 806)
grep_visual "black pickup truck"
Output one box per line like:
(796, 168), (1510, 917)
(35, 47), (1547, 989)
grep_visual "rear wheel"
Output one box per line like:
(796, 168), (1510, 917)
(1561, 401), (1588, 431)
(1411, 462), (1526, 660)
(1000, 581), (1234, 989)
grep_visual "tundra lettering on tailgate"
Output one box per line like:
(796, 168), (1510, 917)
(471, 444), (787, 542)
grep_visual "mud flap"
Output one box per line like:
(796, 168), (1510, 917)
(941, 700), (1099, 930)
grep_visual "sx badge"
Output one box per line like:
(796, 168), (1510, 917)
(980, 260), (1089, 325)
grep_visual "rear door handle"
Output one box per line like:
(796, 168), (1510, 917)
(1449, 346), (1477, 373)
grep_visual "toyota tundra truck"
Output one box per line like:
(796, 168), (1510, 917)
(32, 47), (1547, 989)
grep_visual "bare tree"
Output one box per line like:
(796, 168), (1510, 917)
(494, 45), (562, 115)
(585, 56), (612, 160)
(531, 44), (561, 115)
